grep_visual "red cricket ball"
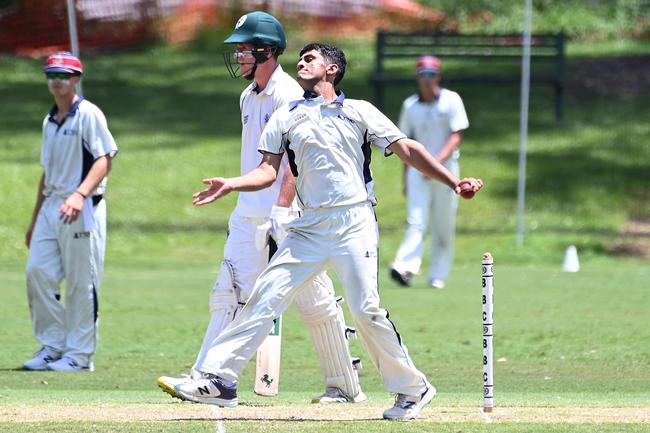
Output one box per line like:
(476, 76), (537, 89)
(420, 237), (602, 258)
(459, 183), (475, 199)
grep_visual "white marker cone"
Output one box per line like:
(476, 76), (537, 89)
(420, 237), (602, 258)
(562, 245), (580, 272)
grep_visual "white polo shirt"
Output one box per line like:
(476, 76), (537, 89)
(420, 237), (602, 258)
(258, 92), (405, 210)
(398, 88), (468, 160)
(234, 65), (303, 218)
(41, 97), (118, 198)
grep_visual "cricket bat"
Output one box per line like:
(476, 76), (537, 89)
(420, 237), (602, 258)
(254, 316), (282, 396)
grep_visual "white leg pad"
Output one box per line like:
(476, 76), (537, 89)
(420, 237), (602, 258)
(194, 260), (242, 372)
(293, 272), (362, 400)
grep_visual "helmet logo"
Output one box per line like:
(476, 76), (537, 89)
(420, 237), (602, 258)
(235, 15), (247, 29)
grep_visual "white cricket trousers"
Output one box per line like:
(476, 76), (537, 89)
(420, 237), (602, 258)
(393, 159), (459, 282)
(200, 202), (429, 396)
(26, 195), (106, 365)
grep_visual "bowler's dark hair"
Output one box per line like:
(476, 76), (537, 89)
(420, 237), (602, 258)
(299, 43), (347, 86)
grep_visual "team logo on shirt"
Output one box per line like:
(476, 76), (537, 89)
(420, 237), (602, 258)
(62, 129), (78, 136)
(243, 115), (249, 125)
(73, 232), (90, 239)
(264, 113), (270, 123)
(337, 114), (355, 124)
(291, 112), (307, 123)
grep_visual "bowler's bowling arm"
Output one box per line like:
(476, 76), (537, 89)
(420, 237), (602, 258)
(388, 137), (460, 191)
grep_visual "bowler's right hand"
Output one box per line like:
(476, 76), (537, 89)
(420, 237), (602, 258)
(193, 177), (233, 206)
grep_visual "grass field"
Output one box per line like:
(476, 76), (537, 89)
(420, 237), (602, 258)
(1, 34), (649, 432)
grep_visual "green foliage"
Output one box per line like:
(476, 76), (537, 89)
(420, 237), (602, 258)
(1, 39), (649, 268)
(421, 0), (647, 39)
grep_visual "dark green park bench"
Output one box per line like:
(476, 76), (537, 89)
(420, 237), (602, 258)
(372, 31), (566, 122)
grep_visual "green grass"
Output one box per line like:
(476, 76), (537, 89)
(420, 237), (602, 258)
(1, 262), (649, 431)
(1, 37), (649, 431)
(3, 423), (650, 433)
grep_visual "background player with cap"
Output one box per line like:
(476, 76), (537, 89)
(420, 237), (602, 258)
(23, 52), (118, 372)
(174, 43), (482, 420)
(390, 55), (469, 289)
(157, 11), (364, 404)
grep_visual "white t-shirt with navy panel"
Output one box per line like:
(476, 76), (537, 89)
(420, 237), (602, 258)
(235, 64), (303, 218)
(258, 92), (405, 210)
(398, 88), (468, 160)
(41, 97), (118, 198)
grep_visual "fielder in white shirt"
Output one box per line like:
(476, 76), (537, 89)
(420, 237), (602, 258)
(177, 43), (483, 420)
(157, 12), (364, 404)
(390, 55), (469, 289)
(23, 52), (118, 372)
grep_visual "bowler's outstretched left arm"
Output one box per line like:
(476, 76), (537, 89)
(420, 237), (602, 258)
(193, 152), (283, 206)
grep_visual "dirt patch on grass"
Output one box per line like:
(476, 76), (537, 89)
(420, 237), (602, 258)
(607, 217), (650, 258)
(2, 403), (649, 424)
(568, 55), (650, 97)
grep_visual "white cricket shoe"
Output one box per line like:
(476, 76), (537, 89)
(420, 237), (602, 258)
(383, 383), (436, 420)
(157, 370), (204, 399)
(429, 279), (445, 289)
(158, 374), (192, 399)
(311, 387), (367, 403)
(173, 374), (238, 407)
(23, 347), (61, 371)
(46, 356), (94, 372)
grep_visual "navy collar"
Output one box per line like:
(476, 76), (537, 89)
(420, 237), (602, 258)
(48, 96), (84, 123)
(417, 90), (441, 104)
(289, 90), (345, 111)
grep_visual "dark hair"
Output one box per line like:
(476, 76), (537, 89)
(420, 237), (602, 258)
(299, 43), (347, 86)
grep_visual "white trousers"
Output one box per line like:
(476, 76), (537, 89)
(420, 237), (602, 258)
(200, 202), (428, 396)
(392, 160), (459, 282)
(26, 196), (106, 365)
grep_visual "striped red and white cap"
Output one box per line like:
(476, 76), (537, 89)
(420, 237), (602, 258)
(44, 52), (83, 74)
(416, 55), (441, 75)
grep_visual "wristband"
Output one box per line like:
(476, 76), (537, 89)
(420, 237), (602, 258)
(75, 190), (87, 198)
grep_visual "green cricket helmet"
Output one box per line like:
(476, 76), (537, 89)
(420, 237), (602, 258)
(223, 11), (287, 79)
(224, 11), (287, 49)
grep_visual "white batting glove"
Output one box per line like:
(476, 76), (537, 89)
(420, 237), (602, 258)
(269, 205), (297, 245)
(254, 220), (272, 252)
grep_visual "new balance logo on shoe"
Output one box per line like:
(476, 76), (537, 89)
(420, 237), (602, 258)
(173, 374), (238, 407)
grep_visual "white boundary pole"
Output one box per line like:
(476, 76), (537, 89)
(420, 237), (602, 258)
(65, 0), (83, 96)
(516, 0), (533, 246)
(482, 252), (494, 414)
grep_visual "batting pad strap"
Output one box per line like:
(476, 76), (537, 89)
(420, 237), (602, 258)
(209, 291), (239, 315)
(210, 260), (243, 314)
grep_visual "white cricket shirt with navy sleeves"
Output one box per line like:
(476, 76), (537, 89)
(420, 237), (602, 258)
(258, 92), (406, 210)
(41, 97), (118, 198)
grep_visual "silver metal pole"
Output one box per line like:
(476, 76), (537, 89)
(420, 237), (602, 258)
(516, 0), (532, 246)
(66, 0), (83, 96)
